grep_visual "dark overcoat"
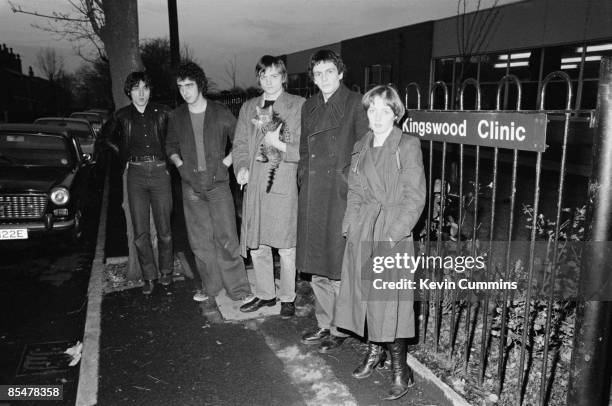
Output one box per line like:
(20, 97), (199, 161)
(335, 128), (426, 342)
(296, 84), (369, 279)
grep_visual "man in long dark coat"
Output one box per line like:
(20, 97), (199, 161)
(297, 49), (369, 353)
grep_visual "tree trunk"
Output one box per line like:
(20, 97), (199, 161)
(99, 0), (151, 280)
(99, 0), (143, 109)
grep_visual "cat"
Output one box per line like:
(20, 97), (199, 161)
(251, 105), (290, 193)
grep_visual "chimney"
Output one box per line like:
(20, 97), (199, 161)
(16, 54), (22, 74)
(9, 48), (17, 71)
(28, 66), (34, 77)
(0, 44), (6, 67)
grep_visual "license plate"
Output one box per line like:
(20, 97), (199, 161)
(0, 228), (28, 240)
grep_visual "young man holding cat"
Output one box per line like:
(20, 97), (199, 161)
(166, 62), (253, 304)
(297, 49), (369, 352)
(232, 55), (305, 317)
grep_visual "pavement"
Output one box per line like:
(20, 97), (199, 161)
(95, 280), (440, 406)
(77, 156), (445, 406)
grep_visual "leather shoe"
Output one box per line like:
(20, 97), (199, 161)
(301, 328), (330, 345)
(159, 273), (173, 286)
(319, 335), (347, 353)
(142, 280), (155, 295)
(239, 297), (276, 313)
(280, 302), (295, 319)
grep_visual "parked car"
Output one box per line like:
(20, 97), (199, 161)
(0, 124), (95, 242)
(34, 117), (97, 156)
(70, 111), (103, 134)
(86, 109), (110, 125)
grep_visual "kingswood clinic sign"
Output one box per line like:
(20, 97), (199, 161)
(402, 111), (548, 152)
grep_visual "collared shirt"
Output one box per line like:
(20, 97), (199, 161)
(189, 109), (206, 171)
(129, 104), (164, 158)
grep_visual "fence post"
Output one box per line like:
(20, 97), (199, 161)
(567, 56), (612, 406)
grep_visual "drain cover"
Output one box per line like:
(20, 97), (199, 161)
(16, 341), (73, 376)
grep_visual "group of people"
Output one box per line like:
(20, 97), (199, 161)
(105, 49), (426, 401)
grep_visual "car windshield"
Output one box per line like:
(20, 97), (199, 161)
(71, 113), (101, 124)
(0, 133), (74, 167)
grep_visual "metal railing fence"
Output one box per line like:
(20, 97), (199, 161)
(404, 72), (589, 405)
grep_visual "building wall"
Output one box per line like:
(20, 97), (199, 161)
(285, 42), (341, 75)
(433, 0), (612, 57)
(341, 22), (433, 97)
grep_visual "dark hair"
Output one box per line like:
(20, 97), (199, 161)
(362, 85), (405, 122)
(124, 71), (151, 98)
(175, 62), (208, 94)
(255, 55), (287, 84)
(308, 49), (346, 81)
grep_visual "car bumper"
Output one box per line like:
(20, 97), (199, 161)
(0, 218), (76, 233)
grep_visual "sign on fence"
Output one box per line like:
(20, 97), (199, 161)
(402, 111), (548, 152)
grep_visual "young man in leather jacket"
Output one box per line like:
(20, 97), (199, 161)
(105, 71), (173, 295)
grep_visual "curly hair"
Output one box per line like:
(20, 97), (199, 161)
(308, 49), (346, 81)
(175, 62), (208, 94)
(123, 71), (151, 98)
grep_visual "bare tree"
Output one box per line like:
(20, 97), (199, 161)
(10, 0), (147, 280)
(35, 48), (65, 82)
(224, 54), (238, 90)
(10, 0), (143, 109)
(456, 0), (500, 60)
(455, 0), (501, 85)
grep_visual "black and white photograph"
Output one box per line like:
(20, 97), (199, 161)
(0, 0), (611, 405)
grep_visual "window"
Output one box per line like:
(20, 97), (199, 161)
(287, 72), (313, 98)
(364, 64), (392, 91)
(434, 58), (454, 84)
(542, 45), (581, 80)
(431, 38), (610, 111)
(479, 52), (512, 83)
(580, 42), (612, 79)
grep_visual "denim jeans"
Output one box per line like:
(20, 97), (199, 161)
(127, 161), (173, 281)
(122, 167), (157, 280)
(181, 181), (251, 300)
(250, 245), (296, 302)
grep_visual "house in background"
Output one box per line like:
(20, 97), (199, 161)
(0, 43), (71, 123)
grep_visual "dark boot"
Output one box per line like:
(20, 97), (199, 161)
(383, 338), (414, 401)
(352, 342), (386, 379)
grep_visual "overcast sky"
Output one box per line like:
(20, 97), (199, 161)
(0, 0), (520, 90)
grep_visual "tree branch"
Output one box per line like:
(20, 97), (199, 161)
(10, 0), (106, 63)
(9, 1), (89, 22)
(464, 0), (482, 57)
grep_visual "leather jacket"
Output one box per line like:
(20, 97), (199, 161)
(103, 102), (172, 169)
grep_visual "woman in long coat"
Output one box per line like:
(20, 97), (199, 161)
(232, 55), (305, 316)
(335, 85), (426, 401)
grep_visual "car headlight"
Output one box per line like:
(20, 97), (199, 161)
(50, 187), (70, 205)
